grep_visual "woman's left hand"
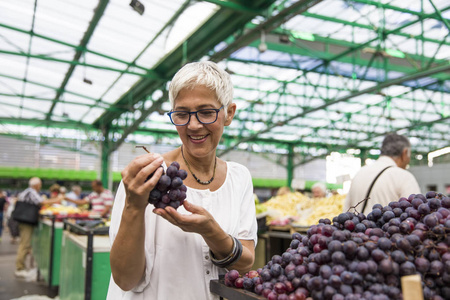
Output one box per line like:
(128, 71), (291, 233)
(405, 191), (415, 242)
(153, 201), (216, 237)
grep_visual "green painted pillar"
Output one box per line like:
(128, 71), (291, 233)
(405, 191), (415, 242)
(100, 126), (110, 188)
(360, 149), (367, 166)
(287, 144), (294, 188)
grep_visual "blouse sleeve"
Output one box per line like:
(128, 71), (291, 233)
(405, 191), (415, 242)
(236, 165), (258, 246)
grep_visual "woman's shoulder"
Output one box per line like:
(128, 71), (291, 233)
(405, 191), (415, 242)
(226, 161), (251, 178)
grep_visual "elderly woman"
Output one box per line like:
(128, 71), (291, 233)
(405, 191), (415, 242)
(108, 61), (257, 299)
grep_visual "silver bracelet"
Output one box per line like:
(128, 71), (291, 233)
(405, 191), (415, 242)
(209, 235), (243, 268)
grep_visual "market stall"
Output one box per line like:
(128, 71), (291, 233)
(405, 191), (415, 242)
(58, 221), (111, 300)
(32, 215), (63, 288)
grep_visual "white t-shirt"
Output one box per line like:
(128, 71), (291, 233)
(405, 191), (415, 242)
(344, 156), (421, 214)
(107, 161), (257, 300)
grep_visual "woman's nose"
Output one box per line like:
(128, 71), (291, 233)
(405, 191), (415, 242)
(187, 114), (203, 129)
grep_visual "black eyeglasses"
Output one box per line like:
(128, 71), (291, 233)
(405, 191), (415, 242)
(168, 106), (224, 126)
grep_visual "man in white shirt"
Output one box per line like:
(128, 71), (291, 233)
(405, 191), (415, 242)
(15, 177), (60, 277)
(344, 133), (421, 214)
(63, 185), (82, 207)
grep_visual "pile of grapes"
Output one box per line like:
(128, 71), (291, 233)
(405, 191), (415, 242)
(226, 192), (450, 300)
(148, 161), (188, 210)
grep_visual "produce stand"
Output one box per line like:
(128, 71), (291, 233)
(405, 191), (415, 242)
(259, 224), (309, 261)
(59, 220), (111, 300)
(210, 279), (265, 300)
(32, 215), (63, 289)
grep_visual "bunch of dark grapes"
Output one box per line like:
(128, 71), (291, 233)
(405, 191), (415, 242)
(225, 191), (450, 300)
(148, 161), (188, 210)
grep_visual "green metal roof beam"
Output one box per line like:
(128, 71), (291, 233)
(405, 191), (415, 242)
(200, 0), (263, 14)
(0, 100), (84, 125)
(0, 50), (154, 78)
(218, 63), (450, 156)
(0, 23), (149, 72)
(0, 92), (110, 110)
(0, 72), (112, 106)
(46, 0), (110, 121)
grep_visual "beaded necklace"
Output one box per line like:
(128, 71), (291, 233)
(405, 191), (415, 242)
(181, 146), (216, 185)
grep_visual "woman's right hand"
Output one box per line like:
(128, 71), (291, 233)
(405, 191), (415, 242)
(121, 153), (164, 211)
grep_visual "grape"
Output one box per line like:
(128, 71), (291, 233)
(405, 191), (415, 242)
(429, 261), (444, 276)
(400, 261), (416, 276)
(418, 203), (431, 215)
(243, 277), (254, 290)
(227, 270), (239, 282)
(332, 251), (346, 265)
(166, 165), (178, 178)
(377, 237), (392, 251)
(254, 284), (263, 295)
(170, 177), (183, 188)
(176, 169), (188, 180)
(270, 264), (282, 277)
(147, 162), (188, 210)
(168, 189), (180, 201)
(161, 194), (170, 204)
(378, 259), (393, 274)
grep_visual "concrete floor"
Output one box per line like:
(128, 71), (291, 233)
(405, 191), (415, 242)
(0, 236), (58, 300)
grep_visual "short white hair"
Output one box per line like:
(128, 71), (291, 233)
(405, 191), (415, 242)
(312, 182), (327, 193)
(168, 61), (233, 115)
(29, 177), (41, 187)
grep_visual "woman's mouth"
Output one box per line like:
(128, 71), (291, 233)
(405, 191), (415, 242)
(189, 134), (208, 143)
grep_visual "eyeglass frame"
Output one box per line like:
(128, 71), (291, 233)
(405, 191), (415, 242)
(167, 106), (224, 126)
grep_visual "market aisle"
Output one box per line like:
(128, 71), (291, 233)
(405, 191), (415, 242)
(0, 239), (58, 299)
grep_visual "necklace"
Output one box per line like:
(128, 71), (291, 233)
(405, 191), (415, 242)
(181, 146), (217, 185)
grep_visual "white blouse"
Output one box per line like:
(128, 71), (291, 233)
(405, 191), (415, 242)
(107, 161), (258, 300)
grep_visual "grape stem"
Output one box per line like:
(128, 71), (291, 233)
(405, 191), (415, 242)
(136, 145), (150, 153)
(347, 197), (370, 214)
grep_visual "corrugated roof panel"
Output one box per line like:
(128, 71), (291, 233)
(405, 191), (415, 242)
(34, 0), (96, 44)
(79, 106), (106, 124)
(100, 73), (144, 104)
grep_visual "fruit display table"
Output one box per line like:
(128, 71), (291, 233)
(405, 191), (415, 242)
(59, 222), (111, 300)
(32, 215), (63, 288)
(210, 279), (265, 300)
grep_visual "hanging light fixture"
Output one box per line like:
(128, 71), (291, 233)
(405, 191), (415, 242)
(130, 0), (145, 15)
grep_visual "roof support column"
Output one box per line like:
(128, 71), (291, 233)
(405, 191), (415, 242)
(287, 144), (294, 188)
(101, 126), (111, 189)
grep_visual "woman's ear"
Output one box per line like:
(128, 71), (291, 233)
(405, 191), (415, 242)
(224, 103), (236, 126)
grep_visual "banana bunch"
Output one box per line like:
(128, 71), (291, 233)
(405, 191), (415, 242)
(255, 194), (268, 215)
(261, 192), (345, 226)
(40, 205), (82, 215)
(261, 192), (310, 223)
(295, 194), (345, 226)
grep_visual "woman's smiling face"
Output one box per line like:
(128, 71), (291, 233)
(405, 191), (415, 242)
(173, 85), (235, 158)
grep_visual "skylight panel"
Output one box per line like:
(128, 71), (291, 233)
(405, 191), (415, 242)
(100, 74), (145, 104)
(25, 59), (68, 87)
(34, 0), (96, 44)
(0, 1), (35, 30)
(0, 56), (27, 79)
(81, 107), (107, 124)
